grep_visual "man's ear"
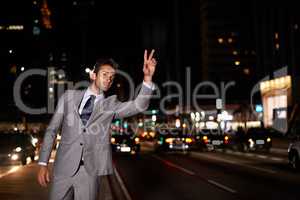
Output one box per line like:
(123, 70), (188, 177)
(89, 70), (96, 81)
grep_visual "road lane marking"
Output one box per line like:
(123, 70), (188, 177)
(220, 149), (285, 163)
(191, 153), (239, 165)
(190, 152), (277, 174)
(152, 155), (196, 175)
(257, 155), (268, 159)
(114, 167), (132, 200)
(207, 179), (237, 194)
(153, 155), (238, 194)
(270, 157), (284, 161)
(0, 166), (21, 179)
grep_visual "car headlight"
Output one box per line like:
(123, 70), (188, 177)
(15, 147), (22, 152)
(11, 154), (19, 161)
(111, 138), (116, 144)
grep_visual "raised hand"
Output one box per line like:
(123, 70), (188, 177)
(143, 49), (157, 82)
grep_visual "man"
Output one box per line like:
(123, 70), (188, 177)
(37, 50), (157, 200)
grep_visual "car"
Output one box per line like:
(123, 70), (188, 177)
(0, 132), (36, 165)
(194, 128), (225, 151)
(224, 128), (272, 152)
(111, 132), (141, 154)
(244, 128), (272, 152)
(156, 128), (194, 152)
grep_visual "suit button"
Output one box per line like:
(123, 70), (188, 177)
(83, 129), (86, 133)
(80, 143), (83, 146)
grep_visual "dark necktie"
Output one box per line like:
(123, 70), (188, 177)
(80, 95), (96, 125)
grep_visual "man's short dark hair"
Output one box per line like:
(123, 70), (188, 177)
(93, 58), (119, 74)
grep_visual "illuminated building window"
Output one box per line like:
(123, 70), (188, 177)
(243, 68), (250, 75)
(260, 76), (291, 127)
(234, 61), (240, 66)
(228, 38), (233, 43)
(275, 43), (280, 50)
(275, 32), (279, 39)
(233, 50), (238, 55)
(41, 0), (53, 29)
(218, 38), (224, 44)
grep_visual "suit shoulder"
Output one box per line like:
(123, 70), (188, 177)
(60, 90), (78, 101)
(106, 95), (118, 102)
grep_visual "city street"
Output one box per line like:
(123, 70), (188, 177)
(0, 162), (48, 200)
(0, 148), (299, 200)
(113, 150), (299, 200)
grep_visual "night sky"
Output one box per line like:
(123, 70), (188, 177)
(0, 0), (299, 120)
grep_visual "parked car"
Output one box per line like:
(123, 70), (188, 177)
(224, 128), (272, 152)
(0, 132), (36, 165)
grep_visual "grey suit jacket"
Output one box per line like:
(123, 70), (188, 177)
(39, 84), (153, 177)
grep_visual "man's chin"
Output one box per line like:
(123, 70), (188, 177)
(101, 86), (110, 91)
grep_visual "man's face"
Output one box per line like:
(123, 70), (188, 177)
(93, 65), (116, 91)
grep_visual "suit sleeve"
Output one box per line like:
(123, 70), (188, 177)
(38, 91), (67, 164)
(114, 84), (153, 119)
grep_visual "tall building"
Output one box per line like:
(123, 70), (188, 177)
(199, 0), (257, 104)
(251, 1), (300, 131)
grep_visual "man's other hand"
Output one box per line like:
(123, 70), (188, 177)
(37, 165), (50, 187)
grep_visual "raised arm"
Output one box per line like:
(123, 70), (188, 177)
(114, 49), (157, 118)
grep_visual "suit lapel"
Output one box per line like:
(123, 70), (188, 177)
(73, 89), (86, 116)
(87, 96), (106, 125)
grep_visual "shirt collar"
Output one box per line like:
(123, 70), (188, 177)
(85, 87), (104, 100)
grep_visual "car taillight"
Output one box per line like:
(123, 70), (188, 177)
(135, 137), (140, 144)
(224, 136), (229, 144)
(185, 138), (193, 143)
(165, 138), (173, 144)
(202, 136), (208, 144)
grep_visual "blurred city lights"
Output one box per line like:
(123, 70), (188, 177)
(85, 68), (91, 73)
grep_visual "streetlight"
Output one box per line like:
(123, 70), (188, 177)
(85, 68), (91, 73)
